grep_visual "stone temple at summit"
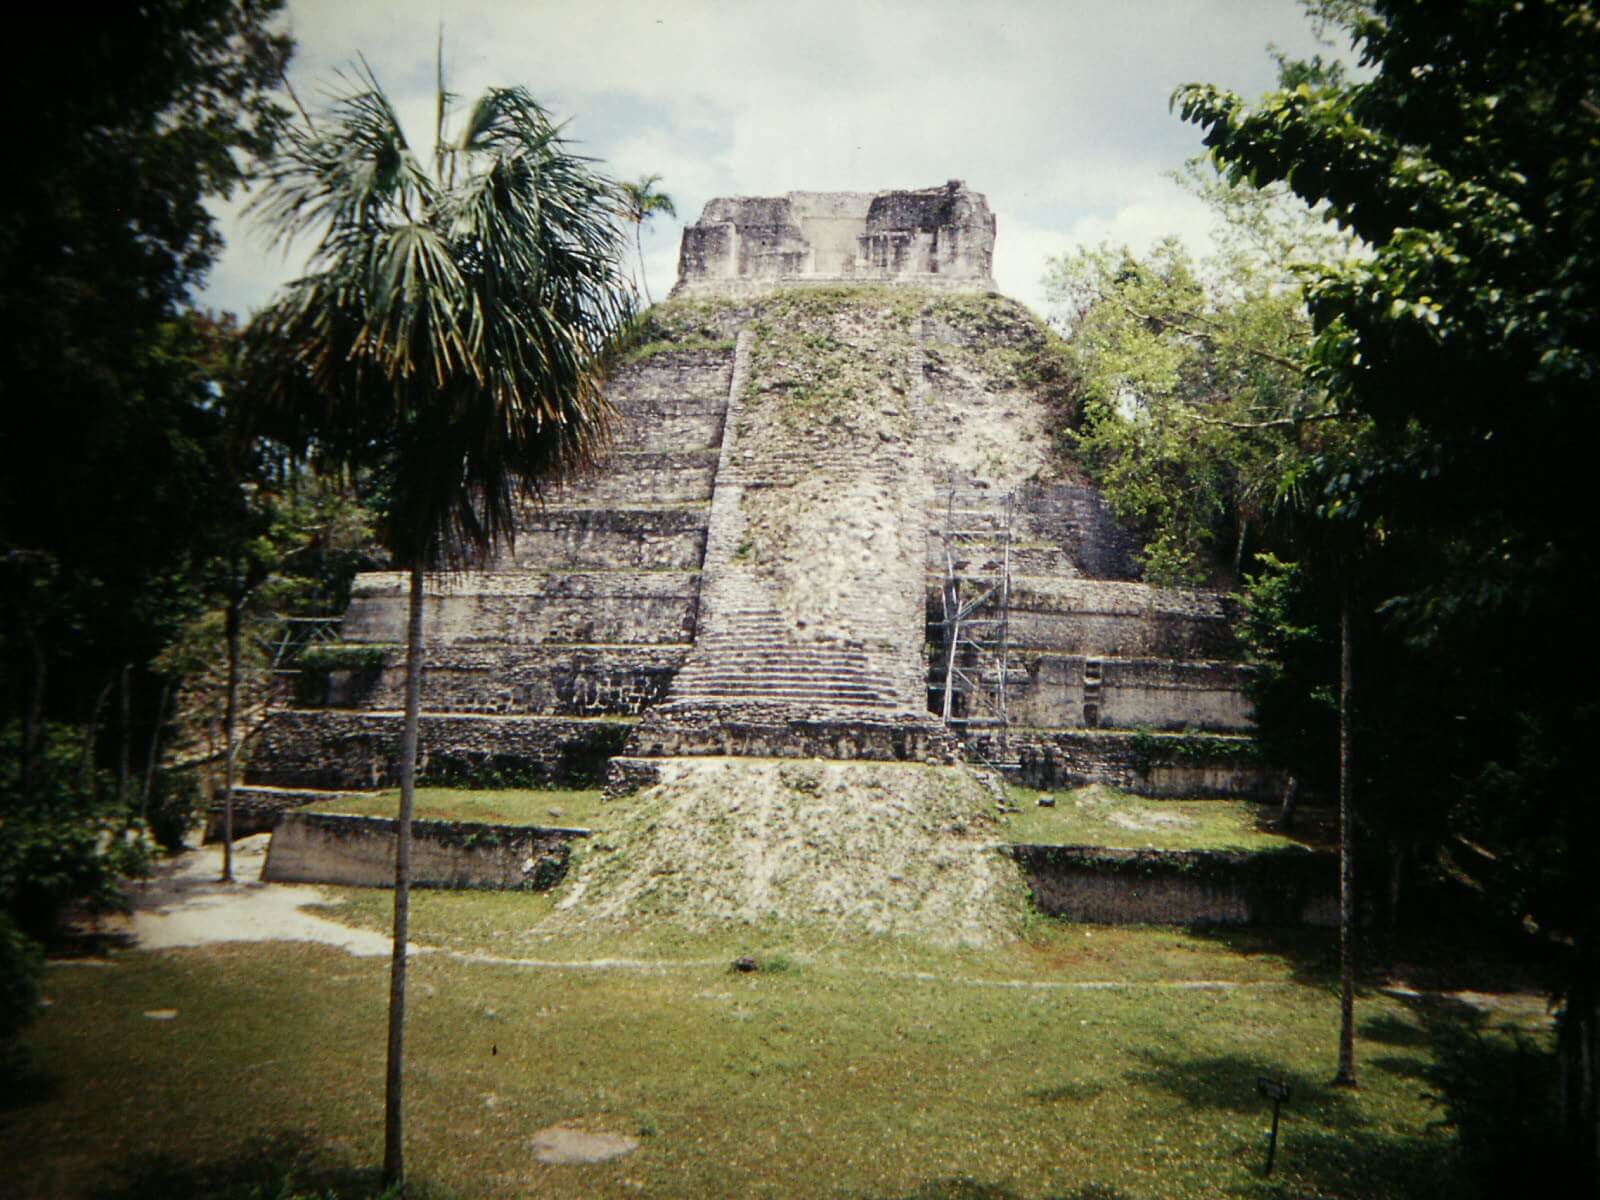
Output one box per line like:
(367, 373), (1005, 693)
(235, 180), (1267, 830)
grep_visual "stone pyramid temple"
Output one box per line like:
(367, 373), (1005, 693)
(238, 181), (1267, 831)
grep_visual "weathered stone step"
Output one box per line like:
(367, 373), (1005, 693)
(678, 694), (897, 709)
(550, 449), (720, 505)
(675, 678), (896, 701)
(681, 664), (894, 687)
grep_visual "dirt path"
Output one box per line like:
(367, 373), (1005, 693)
(112, 836), (1550, 1021)
(122, 833), (397, 957)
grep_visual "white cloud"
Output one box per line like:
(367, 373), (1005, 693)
(199, 0), (1345, 316)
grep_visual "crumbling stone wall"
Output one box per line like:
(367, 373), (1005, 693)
(1008, 844), (1336, 926)
(246, 342), (730, 793)
(675, 182), (996, 296)
(264, 811), (585, 890)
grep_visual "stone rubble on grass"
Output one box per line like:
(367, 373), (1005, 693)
(531, 1124), (640, 1165)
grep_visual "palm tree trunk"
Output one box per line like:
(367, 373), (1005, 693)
(1334, 583), (1358, 1088)
(221, 598), (241, 883)
(635, 222), (652, 308)
(384, 560), (426, 1190)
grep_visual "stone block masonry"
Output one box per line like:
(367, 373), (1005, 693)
(1008, 844), (1336, 926)
(246, 183), (1273, 809)
(675, 182), (995, 296)
(264, 811), (587, 891)
(627, 296), (955, 761)
(246, 343), (733, 796)
(252, 710), (631, 791)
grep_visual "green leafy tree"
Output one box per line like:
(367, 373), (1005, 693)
(1045, 164), (1347, 586)
(1048, 156), (1390, 1089)
(0, 1), (291, 810)
(1179, 0), (1600, 1179)
(620, 173), (677, 308)
(244, 65), (632, 1189)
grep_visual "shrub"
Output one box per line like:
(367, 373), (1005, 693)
(0, 914), (42, 1044)
(0, 722), (150, 939)
(145, 769), (204, 853)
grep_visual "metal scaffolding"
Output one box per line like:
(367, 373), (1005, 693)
(932, 482), (1015, 765)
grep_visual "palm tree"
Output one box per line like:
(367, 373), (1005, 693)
(244, 64), (632, 1190)
(620, 173), (676, 307)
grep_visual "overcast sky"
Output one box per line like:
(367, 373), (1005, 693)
(201, 0), (1342, 320)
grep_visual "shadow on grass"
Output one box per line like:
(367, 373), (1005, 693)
(1121, 1045), (1462, 1197)
(0, 1044), (60, 1113)
(1177, 923), (1342, 990)
(1250, 805), (1337, 850)
(1122, 1048), (1364, 1124)
(858, 1180), (1127, 1200)
(90, 1130), (452, 1200)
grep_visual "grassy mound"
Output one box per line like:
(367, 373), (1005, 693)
(550, 758), (1028, 945)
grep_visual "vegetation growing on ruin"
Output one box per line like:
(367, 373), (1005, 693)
(742, 289), (917, 429)
(1003, 784), (1331, 852)
(1129, 728), (1264, 771)
(615, 299), (741, 364)
(307, 786), (607, 828)
(924, 292), (1081, 432)
(547, 759), (1028, 945)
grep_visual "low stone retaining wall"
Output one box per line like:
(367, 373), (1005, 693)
(263, 811), (589, 890)
(982, 728), (1280, 800)
(202, 785), (357, 842)
(247, 710), (633, 790)
(625, 703), (962, 764)
(1006, 843), (1336, 926)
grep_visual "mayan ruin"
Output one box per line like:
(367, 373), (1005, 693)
(17, 4), (1590, 1193)
(237, 183), (1286, 938)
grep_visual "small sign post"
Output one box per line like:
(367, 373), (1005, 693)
(1257, 1075), (1290, 1175)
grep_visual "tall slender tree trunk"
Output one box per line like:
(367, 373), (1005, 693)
(1558, 948), (1599, 1190)
(20, 631), (45, 805)
(117, 661), (131, 811)
(81, 680), (111, 789)
(140, 677), (171, 823)
(384, 561), (426, 1190)
(221, 597), (241, 883)
(635, 223), (652, 308)
(1334, 584), (1358, 1088)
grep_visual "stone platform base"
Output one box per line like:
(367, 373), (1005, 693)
(624, 703), (962, 765)
(203, 785), (364, 842)
(263, 811), (589, 891)
(1007, 844), (1337, 926)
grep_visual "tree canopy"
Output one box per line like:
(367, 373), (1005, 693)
(0, 0), (293, 727)
(1177, 0), (1600, 1180)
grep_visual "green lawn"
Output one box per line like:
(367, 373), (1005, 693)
(305, 787), (612, 830)
(1002, 785), (1335, 852)
(10, 900), (1546, 1200)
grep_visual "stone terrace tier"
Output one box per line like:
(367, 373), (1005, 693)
(240, 212), (1277, 811)
(242, 346), (734, 798)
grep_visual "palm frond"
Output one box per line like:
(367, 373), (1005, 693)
(244, 67), (634, 571)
